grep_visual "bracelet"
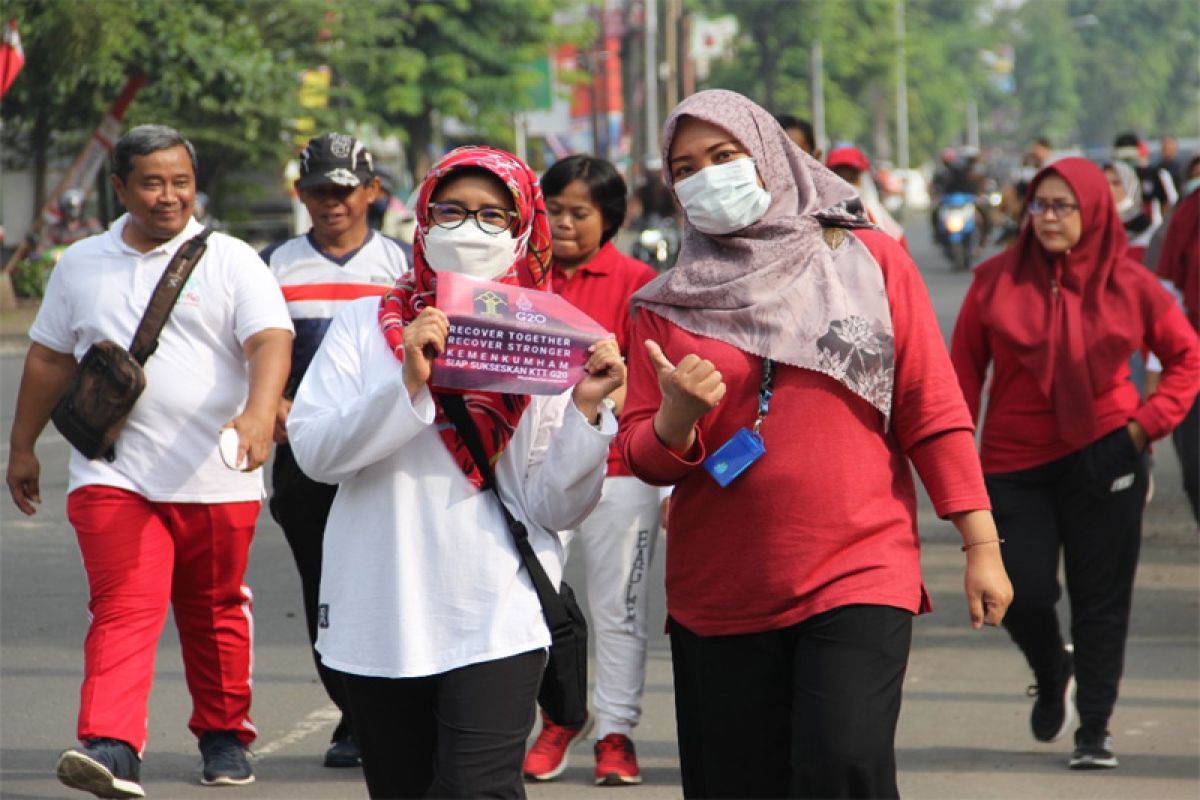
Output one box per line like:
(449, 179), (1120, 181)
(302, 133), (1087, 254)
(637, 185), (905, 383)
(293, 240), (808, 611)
(961, 539), (1005, 552)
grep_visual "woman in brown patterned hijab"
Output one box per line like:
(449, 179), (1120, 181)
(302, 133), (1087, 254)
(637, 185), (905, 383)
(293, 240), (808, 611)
(618, 90), (1011, 799)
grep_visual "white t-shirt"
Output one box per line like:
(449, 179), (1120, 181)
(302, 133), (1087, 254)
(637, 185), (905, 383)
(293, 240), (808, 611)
(30, 215), (294, 502)
(288, 297), (615, 678)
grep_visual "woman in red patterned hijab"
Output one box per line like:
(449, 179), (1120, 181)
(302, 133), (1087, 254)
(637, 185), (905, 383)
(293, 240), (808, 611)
(287, 143), (625, 799)
(378, 145), (554, 488)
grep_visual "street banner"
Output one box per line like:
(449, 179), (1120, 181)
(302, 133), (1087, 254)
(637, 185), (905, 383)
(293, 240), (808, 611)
(433, 271), (609, 395)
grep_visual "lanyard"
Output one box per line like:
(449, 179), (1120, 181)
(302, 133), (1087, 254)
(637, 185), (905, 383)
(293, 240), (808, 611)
(751, 358), (775, 435)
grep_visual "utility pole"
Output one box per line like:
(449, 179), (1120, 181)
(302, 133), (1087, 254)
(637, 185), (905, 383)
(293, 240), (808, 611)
(811, 41), (826, 155)
(966, 97), (979, 150)
(643, 0), (662, 160)
(894, 0), (909, 169)
(664, 0), (680, 112)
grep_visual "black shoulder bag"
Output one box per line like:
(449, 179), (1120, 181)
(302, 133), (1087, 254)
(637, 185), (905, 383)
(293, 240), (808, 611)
(51, 228), (213, 461)
(438, 392), (589, 728)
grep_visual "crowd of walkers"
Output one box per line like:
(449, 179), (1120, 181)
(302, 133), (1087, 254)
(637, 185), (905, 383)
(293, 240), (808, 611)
(5, 87), (1198, 800)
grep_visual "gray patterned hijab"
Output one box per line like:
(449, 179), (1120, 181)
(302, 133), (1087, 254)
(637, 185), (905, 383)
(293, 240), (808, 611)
(631, 89), (895, 421)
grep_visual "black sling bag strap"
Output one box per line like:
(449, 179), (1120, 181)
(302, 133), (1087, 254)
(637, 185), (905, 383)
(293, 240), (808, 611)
(437, 392), (572, 629)
(438, 391), (589, 727)
(51, 227), (213, 461)
(129, 227), (214, 363)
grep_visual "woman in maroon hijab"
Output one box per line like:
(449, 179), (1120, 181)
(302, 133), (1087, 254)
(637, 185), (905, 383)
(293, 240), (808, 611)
(952, 157), (1199, 770)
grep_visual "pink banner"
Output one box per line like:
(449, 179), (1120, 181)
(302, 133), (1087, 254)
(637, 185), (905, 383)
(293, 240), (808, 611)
(433, 272), (609, 395)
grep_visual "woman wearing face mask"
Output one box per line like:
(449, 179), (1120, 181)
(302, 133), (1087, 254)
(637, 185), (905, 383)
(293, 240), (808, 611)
(286, 146), (626, 799)
(952, 158), (1199, 771)
(617, 89), (1013, 799)
(1104, 160), (1158, 262)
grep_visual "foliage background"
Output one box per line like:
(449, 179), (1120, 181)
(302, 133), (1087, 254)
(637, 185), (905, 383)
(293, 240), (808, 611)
(2, 0), (1197, 225)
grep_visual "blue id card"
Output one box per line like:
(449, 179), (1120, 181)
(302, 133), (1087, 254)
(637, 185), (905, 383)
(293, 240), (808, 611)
(702, 427), (765, 488)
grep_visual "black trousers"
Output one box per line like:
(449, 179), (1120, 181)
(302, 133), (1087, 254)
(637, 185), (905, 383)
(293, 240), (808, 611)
(1172, 396), (1199, 523)
(269, 443), (351, 731)
(334, 649), (545, 799)
(669, 604), (913, 799)
(985, 426), (1148, 732)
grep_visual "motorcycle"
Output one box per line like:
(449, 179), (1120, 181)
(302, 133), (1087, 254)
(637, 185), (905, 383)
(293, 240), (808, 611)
(630, 214), (680, 272)
(934, 192), (981, 272)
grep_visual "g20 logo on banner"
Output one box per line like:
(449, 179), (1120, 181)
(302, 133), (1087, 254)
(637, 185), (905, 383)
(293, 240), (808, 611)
(515, 292), (548, 325)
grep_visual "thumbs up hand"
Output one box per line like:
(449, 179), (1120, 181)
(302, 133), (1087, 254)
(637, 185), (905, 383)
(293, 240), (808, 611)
(644, 339), (726, 453)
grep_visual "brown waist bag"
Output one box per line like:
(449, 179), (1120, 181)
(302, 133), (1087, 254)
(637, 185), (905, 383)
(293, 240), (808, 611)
(51, 228), (212, 461)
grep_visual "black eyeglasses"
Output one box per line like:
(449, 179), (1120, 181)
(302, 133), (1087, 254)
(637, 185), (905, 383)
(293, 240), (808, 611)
(1028, 199), (1080, 218)
(427, 202), (518, 235)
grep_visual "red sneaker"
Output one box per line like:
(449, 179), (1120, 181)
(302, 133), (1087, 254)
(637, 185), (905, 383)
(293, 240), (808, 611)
(523, 712), (592, 781)
(594, 733), (642, 786)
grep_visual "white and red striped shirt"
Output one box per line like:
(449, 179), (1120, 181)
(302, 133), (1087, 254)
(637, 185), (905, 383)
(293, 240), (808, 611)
(261, 231), (407, 396)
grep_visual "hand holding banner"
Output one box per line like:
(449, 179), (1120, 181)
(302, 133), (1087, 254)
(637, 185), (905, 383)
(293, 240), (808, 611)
(433, 272), (610, 395)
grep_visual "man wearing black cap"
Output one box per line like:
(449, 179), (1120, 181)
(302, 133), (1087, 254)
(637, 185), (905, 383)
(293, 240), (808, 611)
(261, 133), (408, 768)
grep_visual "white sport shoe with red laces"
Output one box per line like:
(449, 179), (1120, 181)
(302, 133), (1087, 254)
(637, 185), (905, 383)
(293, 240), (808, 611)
(594, 733), (642, 786)
(523, 712), (593, 781)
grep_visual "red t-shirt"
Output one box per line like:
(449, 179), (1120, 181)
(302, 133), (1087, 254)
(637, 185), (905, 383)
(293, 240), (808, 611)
(951, 273), (1200, 474)
(617, 229), (989, 636)
(552, 241), (658, 476)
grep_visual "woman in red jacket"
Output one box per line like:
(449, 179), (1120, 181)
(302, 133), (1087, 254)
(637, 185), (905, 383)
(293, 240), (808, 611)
(951, 157), (1199, 770)
(618, 89), (1012, 800)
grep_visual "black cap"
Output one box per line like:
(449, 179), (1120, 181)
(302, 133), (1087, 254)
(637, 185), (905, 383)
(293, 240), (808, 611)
(296, 133), (375, 190)
(1113, 132), (1141, 149)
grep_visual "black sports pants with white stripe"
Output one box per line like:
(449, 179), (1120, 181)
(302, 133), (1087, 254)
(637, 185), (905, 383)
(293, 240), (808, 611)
(986, 426), (1148, 733)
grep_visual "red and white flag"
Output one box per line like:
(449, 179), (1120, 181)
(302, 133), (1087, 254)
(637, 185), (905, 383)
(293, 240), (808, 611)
(0, 18), (24, 99)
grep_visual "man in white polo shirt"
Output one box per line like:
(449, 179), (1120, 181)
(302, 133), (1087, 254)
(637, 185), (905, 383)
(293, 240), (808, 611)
(5, 125), (293, 799)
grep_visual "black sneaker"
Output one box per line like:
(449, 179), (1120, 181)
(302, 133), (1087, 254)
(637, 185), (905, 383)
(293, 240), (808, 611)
(56, 738), (145, 799)
(1028, 649), (1076, 742)
(198, 731), (255, 786)
(1069, 727), (1118, 769)
(323, 728), (362, 768)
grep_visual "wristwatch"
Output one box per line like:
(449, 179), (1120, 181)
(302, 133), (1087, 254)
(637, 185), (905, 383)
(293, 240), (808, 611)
(601, 397), (618, 418)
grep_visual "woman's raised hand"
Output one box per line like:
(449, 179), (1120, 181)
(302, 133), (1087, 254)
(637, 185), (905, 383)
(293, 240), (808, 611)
(645, 339), (726, 453)
(572, 337), (627, 420)
(402, 307), (450, 397)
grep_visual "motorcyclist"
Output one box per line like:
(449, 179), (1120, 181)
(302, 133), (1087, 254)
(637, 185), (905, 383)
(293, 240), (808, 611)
(931, 148), (989, 244)
(629, 156), (680, 270)
(40, 189), (102, 248)
(634, 156), (677, 220)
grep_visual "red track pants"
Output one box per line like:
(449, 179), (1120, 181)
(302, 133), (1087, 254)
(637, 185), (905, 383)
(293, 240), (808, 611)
(67, 486), (259, 755)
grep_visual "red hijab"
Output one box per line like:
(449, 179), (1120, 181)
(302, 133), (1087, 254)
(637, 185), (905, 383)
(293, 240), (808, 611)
(378, 146), (553, 489)
(1156, 189), (1200, 332)
(972, 157), (1172, 447)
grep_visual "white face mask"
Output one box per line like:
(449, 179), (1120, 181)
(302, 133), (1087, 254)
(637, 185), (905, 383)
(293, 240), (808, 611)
(673, 157), (772, 235)
(423, 224), (516, 280)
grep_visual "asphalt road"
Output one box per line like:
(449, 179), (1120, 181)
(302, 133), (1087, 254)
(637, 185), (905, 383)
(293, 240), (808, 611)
(1, 217), (1196, 799)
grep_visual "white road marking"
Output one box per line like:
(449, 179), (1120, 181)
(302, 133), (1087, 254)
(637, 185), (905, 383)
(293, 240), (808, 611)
(251, 705), (340, 759)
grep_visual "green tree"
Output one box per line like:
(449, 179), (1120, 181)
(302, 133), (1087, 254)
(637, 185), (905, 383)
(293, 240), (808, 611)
(1068, 0), (1200, 146)
(695, 0), (1001, 165)
(325, 0), (589, 177)
(1, 0), (139, 213)
(2, 0), (316, 222)
(1007, 1), (1083, 148)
